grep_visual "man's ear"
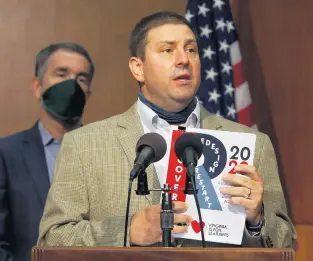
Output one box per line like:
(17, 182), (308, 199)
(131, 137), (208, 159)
(129, 57), (144, 83)
(85, 89), (92, 100)
(31, 77), (43, 101)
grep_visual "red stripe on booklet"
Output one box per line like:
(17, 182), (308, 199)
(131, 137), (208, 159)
(165, 130), (187, 202)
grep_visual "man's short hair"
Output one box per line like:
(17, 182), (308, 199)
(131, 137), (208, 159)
(35, 42), (95, 82)
(128, 11), (198, 60)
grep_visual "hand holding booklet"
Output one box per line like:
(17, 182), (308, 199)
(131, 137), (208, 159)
(162, 127), (256, 245)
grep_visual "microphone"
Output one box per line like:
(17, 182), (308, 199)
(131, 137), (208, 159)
(175, 132), (202, 194)
(129, 132), (167, 181)
(174, 132), (206, 248)
(174, 132), (203, 172)
(124, 132), (167, 247)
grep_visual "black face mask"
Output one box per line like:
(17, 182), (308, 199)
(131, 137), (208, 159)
(41, 79), (86, 124)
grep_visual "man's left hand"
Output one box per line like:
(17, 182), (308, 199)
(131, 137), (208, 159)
(220, 164), (264, 226)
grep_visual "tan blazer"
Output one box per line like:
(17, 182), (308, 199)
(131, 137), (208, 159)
(38, 103), (296, 248)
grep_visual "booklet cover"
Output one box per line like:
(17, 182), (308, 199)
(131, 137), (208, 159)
(160, 127), (256, 245)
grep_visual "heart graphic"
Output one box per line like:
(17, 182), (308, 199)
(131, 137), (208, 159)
(191, 220), (205, 234)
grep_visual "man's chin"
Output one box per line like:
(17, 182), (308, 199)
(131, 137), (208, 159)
(174, 94), (197, 103)
(47, 110), (82, 128)
(169, 97), (196, 112)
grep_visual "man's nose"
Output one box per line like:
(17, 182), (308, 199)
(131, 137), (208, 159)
(69, 74), (77, 80)
(175, 50), (189, 67)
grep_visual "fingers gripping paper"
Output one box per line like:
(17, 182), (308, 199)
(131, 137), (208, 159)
(161, 127), (256, 245)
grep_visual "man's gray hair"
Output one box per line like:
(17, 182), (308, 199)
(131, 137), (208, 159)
(35, 42), (95, 82)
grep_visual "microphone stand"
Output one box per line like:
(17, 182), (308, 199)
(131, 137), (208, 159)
(135, 172), (150, 195)
(186, 163), (206, 248)
(124, 171), (150, 247)
(123, 177), (134, 247)
(124, 172), (175, 248)
(184, 170), (197, 195)
(137, 182), (174, 247)
(160, 184), (174, 247)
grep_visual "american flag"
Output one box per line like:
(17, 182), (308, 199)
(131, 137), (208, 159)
(186, 0), (255, 127)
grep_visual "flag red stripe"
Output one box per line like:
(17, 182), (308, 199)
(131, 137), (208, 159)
(233, 61), (246, 88)
(237, 104), (253, 127)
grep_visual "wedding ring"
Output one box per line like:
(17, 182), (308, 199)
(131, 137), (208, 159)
(245, 188), (252, 199)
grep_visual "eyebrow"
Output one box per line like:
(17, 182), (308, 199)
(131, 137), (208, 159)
(77, 72), (91, 80)
(54, 66), (68, 73)
(185, 39), (197, 45)
(54, 66), (91, 80)
(157, 39), (197, 46)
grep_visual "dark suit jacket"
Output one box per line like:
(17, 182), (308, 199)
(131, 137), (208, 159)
(0, 123), (50, 261)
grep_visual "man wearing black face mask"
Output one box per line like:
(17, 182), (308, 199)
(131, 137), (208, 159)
(0, 42), (94, 261)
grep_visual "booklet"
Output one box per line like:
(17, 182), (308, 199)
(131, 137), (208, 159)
(160, 127), (256, 245)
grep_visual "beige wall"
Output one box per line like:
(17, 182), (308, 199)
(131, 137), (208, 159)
(0, 0), (185, 136)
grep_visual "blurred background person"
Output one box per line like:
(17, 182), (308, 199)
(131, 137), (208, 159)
(0, 42), (95, 261)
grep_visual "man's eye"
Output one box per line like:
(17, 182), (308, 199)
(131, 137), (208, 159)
(162, 48), (172, 53)
(186, 48), (196, 53)
(56, 72), (66, 77)
(77, 76), (89, 85)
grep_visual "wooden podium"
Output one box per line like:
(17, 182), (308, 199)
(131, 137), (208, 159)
(32, 246), (295, 261)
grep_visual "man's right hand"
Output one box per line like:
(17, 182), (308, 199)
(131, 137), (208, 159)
(129, 201), (192, 245)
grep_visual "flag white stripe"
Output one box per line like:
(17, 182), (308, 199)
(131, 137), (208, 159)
(230, 41), (242, 65)
(235, 81), (252, 111)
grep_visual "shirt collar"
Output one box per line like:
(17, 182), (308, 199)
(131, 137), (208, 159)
(137, 97), (200, 132)
(38, 121), (56, 146)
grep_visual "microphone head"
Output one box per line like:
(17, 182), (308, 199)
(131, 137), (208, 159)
(136, 132), (167, 163)
(174, 132), (203, 162)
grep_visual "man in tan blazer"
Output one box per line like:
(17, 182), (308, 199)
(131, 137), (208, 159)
(38, 11), (296, 248)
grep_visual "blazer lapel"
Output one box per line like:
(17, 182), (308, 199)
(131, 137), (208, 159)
(114, 104), (224, 206)
(200, 105), (224, 130)
(115, 104), (160, 204)
(23, 123), (50, 206)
